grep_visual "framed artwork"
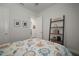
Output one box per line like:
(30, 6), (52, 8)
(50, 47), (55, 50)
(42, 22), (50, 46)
(14, 19), (21, 27)
(22, 20), (28, 28)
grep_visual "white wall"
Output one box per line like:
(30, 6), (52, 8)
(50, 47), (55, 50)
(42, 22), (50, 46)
(39, 3), (79, 54)
(0, 4), (36, 43)
(0, 6), (10, 44)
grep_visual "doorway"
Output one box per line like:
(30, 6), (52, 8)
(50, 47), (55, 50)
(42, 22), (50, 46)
(31, 16), (43, 39)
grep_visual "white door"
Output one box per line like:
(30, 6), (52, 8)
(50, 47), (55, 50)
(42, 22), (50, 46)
(0, 7), (10, 44)
(32, 16), (43, 39)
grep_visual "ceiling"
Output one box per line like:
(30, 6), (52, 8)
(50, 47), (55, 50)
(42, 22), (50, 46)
(19, 3), (55, 13)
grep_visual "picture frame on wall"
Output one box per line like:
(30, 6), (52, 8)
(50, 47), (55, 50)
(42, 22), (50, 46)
(22, 20), (28, 28)
(14, 19), (21, 27)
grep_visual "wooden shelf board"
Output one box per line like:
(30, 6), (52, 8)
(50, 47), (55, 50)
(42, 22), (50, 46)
(51, 27), (64, 28)
(50, 33), (63, 35)
(51, 20), (63, 23)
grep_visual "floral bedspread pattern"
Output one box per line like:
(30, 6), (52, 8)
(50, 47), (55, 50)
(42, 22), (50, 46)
(0, 38), (72, 56)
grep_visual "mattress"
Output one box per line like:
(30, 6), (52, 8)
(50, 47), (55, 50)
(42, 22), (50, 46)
(0, 38), (72, 56)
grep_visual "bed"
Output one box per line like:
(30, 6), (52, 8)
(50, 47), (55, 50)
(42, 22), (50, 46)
(0, 38), (72, 56)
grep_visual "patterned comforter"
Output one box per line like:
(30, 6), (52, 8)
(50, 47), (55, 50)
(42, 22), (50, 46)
(0, 38), (72, 56)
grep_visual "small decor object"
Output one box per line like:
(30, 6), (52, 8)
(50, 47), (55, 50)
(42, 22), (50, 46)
(14, 19), (21, 27)
(22, 20), (28, 28)
(52, 36), (57, 42)
(54, 29), (59, 34)
(33, 25), (36, 29)
(53, 24), (59, 34)
(51, 36), (56, 42)
(57, 36), (61, 41)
